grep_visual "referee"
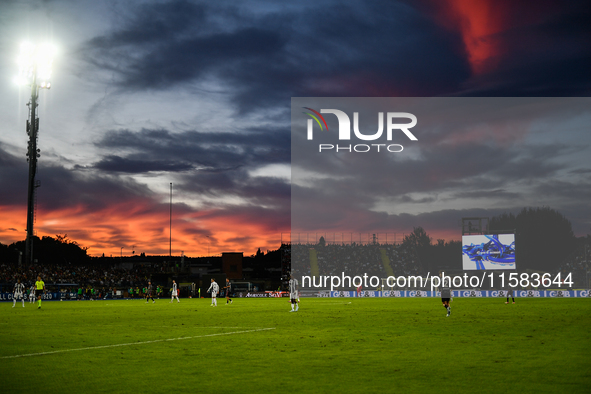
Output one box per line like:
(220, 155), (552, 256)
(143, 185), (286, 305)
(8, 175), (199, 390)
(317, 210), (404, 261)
(35, 276), (45, 309)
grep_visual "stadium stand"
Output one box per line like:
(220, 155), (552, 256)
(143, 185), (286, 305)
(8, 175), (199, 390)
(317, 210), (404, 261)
(291, 243), (424, 284)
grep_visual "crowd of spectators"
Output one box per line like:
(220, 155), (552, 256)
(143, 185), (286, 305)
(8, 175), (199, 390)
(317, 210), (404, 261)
(383, 243), (424, 276)
(291, 243), (424, 281)
(0, 261), (158, 291)
(2, 243), (428, 293)
(280, 244), (291, 281)
(556, 240), (590, 287)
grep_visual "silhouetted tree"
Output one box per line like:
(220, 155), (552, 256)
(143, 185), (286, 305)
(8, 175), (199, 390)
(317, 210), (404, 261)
(403, 227), (431, 249)
(430, 239), (462, 271)
(490, 207), (576, 271)
(0, 242), (12, 262)
(5, 235), (91, 265)
(402, 227), (431, 272)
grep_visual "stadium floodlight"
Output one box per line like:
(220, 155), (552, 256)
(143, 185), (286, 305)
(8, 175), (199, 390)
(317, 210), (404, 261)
(15, 42), (55, 88)
(16, 41), (56, 264)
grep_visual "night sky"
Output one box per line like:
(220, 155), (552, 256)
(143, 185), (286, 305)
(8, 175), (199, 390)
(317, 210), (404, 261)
(0, 0), (590, 257)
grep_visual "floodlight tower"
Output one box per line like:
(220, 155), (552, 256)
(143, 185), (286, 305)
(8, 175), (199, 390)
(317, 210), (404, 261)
(15, 42), (55, 264)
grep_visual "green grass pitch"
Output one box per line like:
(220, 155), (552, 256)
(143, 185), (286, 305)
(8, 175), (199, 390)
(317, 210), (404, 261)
(1, 297), (590, 393)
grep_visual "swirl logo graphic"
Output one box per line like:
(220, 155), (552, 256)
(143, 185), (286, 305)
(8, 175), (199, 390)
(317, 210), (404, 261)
(302, 107), (329, 132)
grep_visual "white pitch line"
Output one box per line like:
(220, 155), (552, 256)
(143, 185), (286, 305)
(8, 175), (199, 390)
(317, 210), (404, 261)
(1, 327), (275, 359)
(12, 324), (269, 329)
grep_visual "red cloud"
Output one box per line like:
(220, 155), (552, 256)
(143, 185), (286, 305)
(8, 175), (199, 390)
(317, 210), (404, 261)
(422, 0), (572, 75)
(441, 0), (507, 74)
(1, 200), (288, 258)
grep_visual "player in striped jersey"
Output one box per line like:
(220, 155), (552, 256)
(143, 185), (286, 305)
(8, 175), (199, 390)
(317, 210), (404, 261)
(170, 280), (180, 303)
(289, 275), (299, 312)
(13, 279), (25, 308)
(207, 278), (219, 306)
(29, 284), (36, 303)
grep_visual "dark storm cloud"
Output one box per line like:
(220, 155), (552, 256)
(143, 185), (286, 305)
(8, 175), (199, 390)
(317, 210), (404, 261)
(91, 0), (207, 47)
(81, 1), (290, 96)
(93, 155), (195, 173)
(126, 27), (286, 89)
(80, 0), (591, 115)
(291, 96), (591, 238)
(290, 187), (515, 236)
(294, 141), (567, 206)
(569, 168), (591, 175)
(289, 139), (571, 232)
(0, 144), (28, 205)
(89, 126), (291, 206)
(399, 195), (437, 204)
(291, 96), (587, 217)
(0, 146), (158, 214)
(450, 189), (520, 200)
(93, 126), (290, 171)
(534, 180), (591, 203)
(81, 0), (469, 112)
(181, 169), (291, 206)
(464, 55), (591, 97)
(36, 165), (155, 212)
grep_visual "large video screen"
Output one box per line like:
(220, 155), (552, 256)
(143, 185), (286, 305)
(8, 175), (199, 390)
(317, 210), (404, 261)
(462, 234), (516, 270)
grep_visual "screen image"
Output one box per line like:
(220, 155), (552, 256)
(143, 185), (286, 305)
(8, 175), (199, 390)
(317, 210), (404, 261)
(462, 234), (516, 270)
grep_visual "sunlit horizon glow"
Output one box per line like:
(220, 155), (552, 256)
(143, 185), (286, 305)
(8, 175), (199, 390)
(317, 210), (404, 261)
(0, 202), (288, 258)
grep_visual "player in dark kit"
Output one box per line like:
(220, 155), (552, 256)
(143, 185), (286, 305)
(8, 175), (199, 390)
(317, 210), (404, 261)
(145, 281), (155, 303)
(505, 289), (515, 304)
(441, 285), (451, 317)
(224, 278), (233, 305)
